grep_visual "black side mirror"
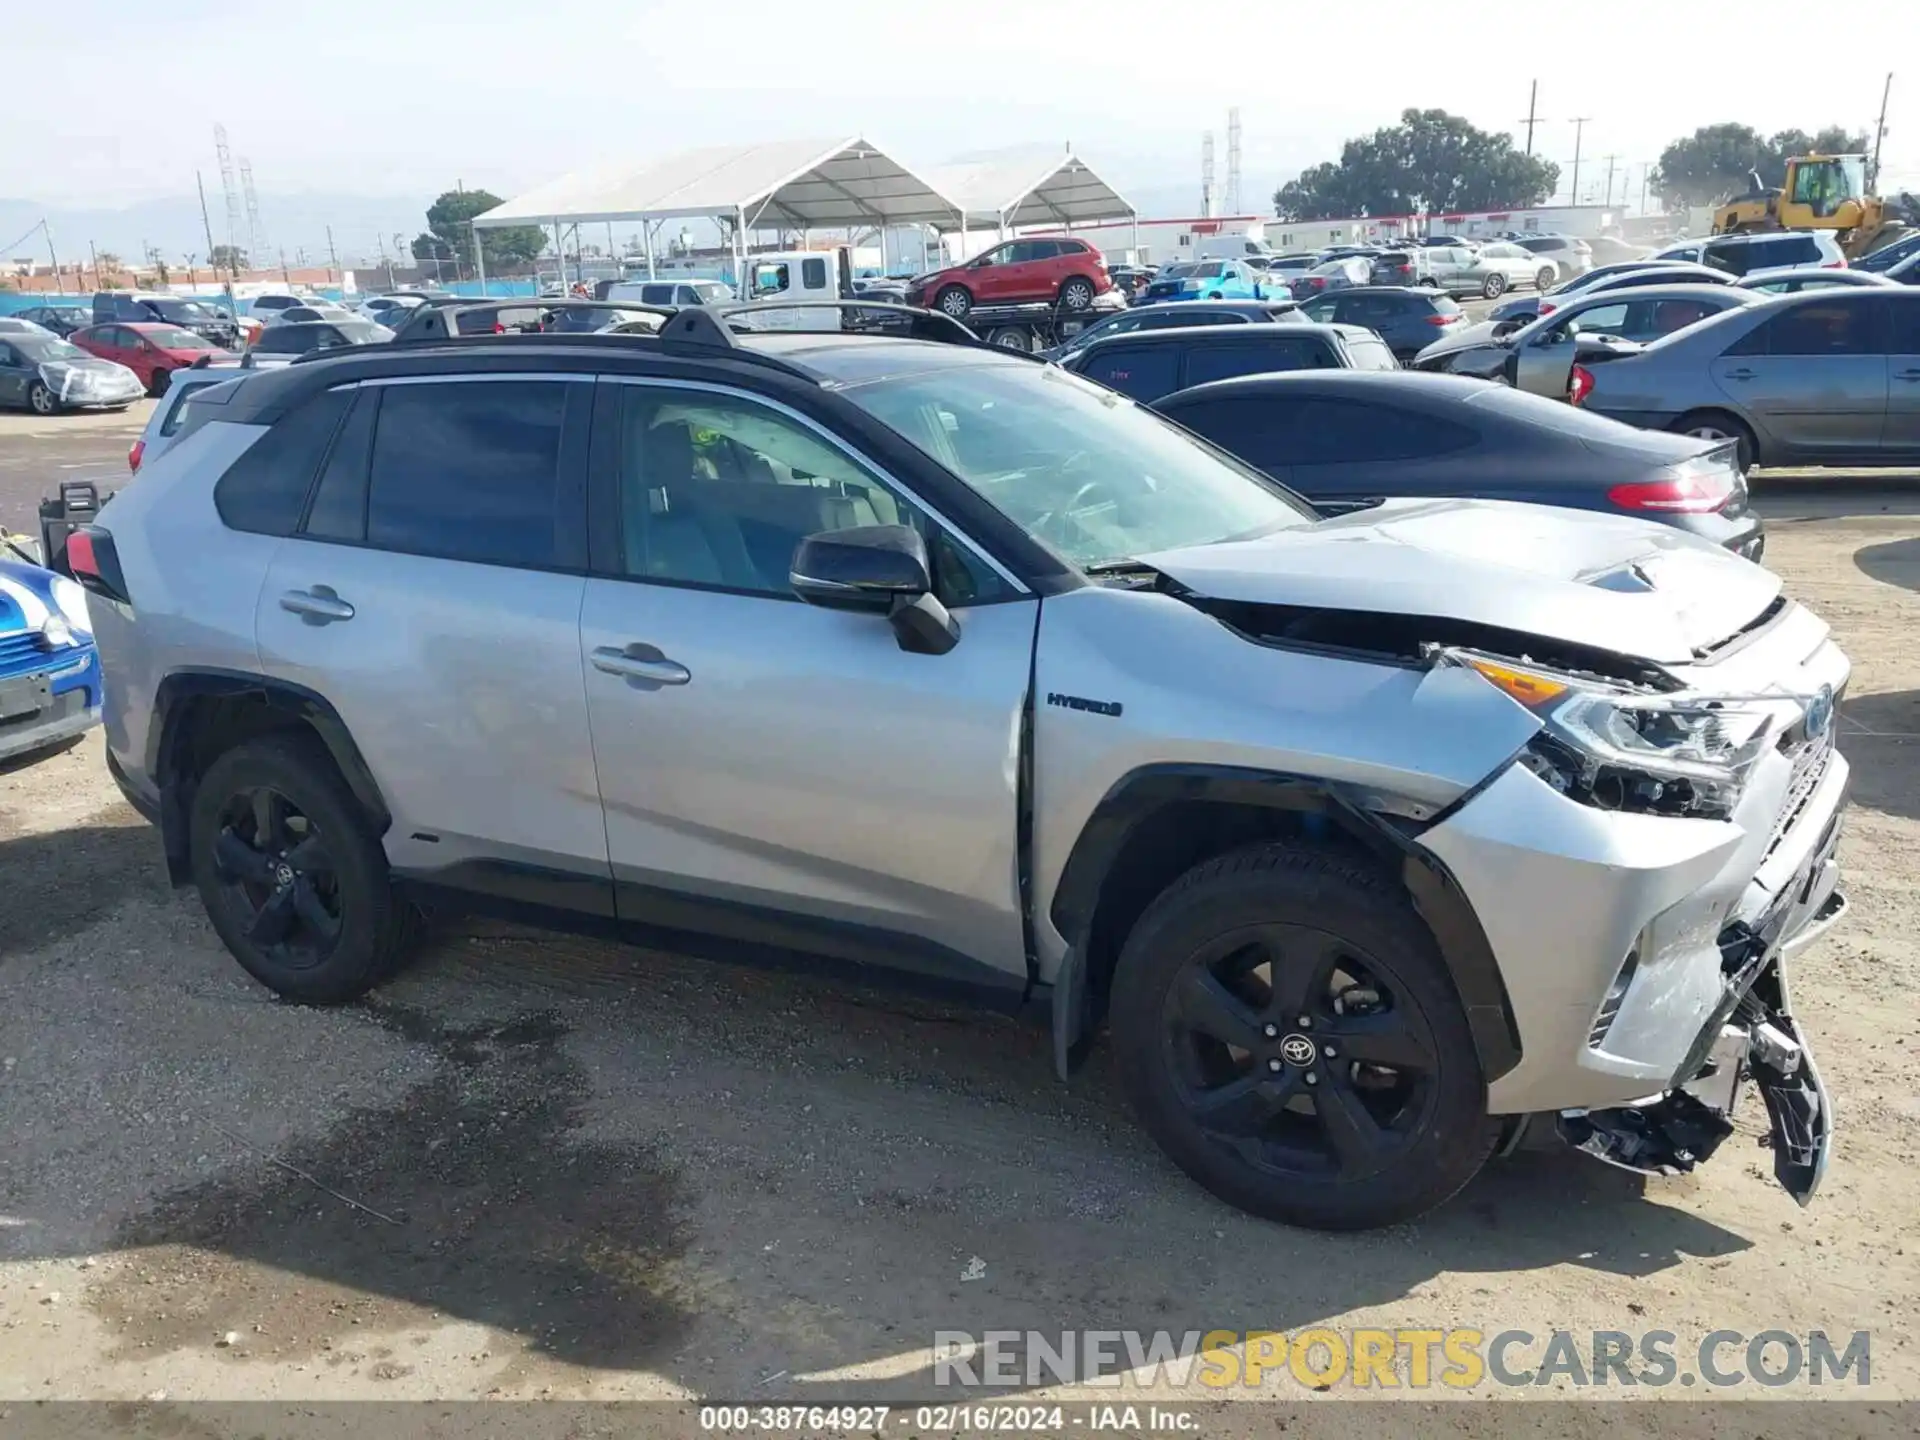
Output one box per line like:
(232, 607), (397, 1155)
(790, 524), (959, 655)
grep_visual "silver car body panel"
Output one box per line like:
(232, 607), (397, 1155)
(1137, 497), (1782, 665)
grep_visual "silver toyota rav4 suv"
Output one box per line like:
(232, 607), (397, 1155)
(79, 305), (1850, 1232)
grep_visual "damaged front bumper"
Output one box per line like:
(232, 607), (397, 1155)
(1559, 802), (1846, 1206)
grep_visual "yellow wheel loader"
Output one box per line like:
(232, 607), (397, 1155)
(1712, 154), (1918, 259)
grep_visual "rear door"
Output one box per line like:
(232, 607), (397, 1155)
(0, 343), (26, 406)
(1710, 293), (1889, 460)
(1882, 292), (1920, 456)
(253, 374), (610, 900)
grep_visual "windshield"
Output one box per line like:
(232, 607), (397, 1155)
(1162, 263), (1205, 279)
(146, 326), (216, 349)
(17, 336), (87, 363)
(838, 361), (1315, 568)
(152, 299), (218, 323)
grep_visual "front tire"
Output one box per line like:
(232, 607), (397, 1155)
(189, 734), (413, 1003)
(1110, 842), (1499, 1230)
(27, 381), (57, 416)
(934, 284), (973, 319)
(1059, 276), (1096, 311)
(1481, 273), (1508, 299)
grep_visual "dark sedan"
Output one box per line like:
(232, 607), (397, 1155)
(13, 304), (91, 337)
(1041, 299), (1301, 361)
(1150, 371), (1763, 556)
(1292, 286), (1466, 360)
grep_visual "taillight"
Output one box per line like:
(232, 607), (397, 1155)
(1539, 302), (1556, 315)
(66, 525), (132, 603)
(493, 322), (506, 333)
(128, 439), (144, 472)
(1606, 469), (1736, 514)
(1567, 364), (1594, 406)
(1822, 260), (1844, 269)
(1425, 313), (1457, 325)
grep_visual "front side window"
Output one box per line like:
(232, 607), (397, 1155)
(1076, 344), (1181, 400)
(365, 380), (570, 568)
(841, 360), (1314, 568)
(607, 386), (1001, 604)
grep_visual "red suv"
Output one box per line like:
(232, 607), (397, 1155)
(906, 236), (1110, 319)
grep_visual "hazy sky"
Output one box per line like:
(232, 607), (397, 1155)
(7, 1), (1917, 210)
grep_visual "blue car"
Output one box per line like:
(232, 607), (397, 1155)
(1135, 259), (1279, 305)
(0, 550), (103, 763)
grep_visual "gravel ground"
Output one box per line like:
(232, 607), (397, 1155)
(1, 430), (1918, 1410)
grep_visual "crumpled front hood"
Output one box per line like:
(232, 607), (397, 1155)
(1138, 497), (1782, 666)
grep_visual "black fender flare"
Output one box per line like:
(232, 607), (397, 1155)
(148, 669), (391, 882)
(1045, 763), (1521, 1085)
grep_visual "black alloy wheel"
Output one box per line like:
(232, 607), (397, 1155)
(1162, 923), (1438, 1183)
(209, 784), (343, 966)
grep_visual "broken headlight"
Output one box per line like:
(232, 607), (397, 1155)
(1441, 649), (1777, 820)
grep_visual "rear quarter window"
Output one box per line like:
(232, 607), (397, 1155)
(1343, 336), (1399, 370)
(212, 388), (353, 536)
(158, 379), (223, 436)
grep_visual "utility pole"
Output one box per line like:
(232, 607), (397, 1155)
(325, 225), (340, 285)
(1870, 72), (1893, 190)
(88, 240), (101, 290)
(1641, 162), (1654, 215)
(1601, 155), (1620, 210)
(1568, 118), (1593, 205)
(1519, 80), (1542, 156)
(41, 221), (61, 295)
(197, 171), (237, 317)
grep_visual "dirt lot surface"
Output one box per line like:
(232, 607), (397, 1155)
(1, 426), (1918, 1411)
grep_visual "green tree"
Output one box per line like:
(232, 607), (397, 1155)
(424, 189), (547, 270)
(1275, 109), (1559, 221)
(209, 244), (249, 273)
(1651, 124), (1870, 208)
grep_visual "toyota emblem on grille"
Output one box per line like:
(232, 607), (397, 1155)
(1279, 1034), (1317, 1067)
(1805, 685), (1834, 742)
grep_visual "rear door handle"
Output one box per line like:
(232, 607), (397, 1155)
(279, 586), (355, 624)
(591, 644), (691, 686)
(1896, 369), (1920, 382)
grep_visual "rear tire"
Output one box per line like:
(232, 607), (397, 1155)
(934, 284), (973, 319)
(1059, 276), (1096, 311)
(1535, 267), (1556, 292)
(1481, 273), (1508, 299)
(1671, 409), (1758, 472)
(1110, 842), (1499, 1230)
(189, 734), (413, 1003)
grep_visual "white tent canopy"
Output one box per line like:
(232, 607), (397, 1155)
(471, 136), (963, 231)
(927, 149), (1136, 230)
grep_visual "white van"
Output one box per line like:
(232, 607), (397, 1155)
(1193, 235), (1274, 263)
(605, 277), (734, 308)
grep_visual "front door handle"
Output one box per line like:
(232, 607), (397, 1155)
(1896, 369), (1920, 382)
(591, 644), (690, 686)
(279, 586), (355, 624)
(1723, 367), (1756, 381)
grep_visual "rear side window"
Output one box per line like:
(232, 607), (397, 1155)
(213, 388), (353, 536)
(1185, 336), (1331, 386)
(802, 257), (828, 289)
(1728, 297), (1887, 356)
(1342, 336), (1399, 371)
(303, 390), (378, 542)
(250, 327), (315, 354)
(1078, 344), (1181, 401)
(1291, 399), (1477, 465)
(158, 379), (222, 436)
(1161, 395), (1304, 472)
(365, 380), (571, 568)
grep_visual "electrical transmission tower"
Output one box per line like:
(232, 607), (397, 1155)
(240, 158), (269, 267)
(1201, 131), (1216, 217)
(1226, 108), (1243, 214)
(213, 124), (245, 266)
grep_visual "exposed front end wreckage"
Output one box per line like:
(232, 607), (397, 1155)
(1137, 499), (1850, 1207)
